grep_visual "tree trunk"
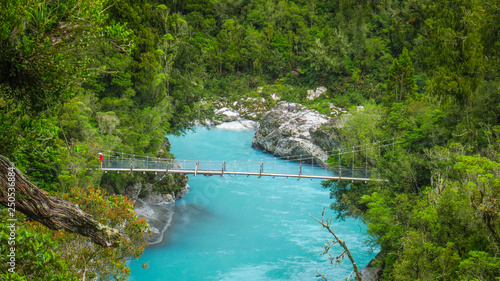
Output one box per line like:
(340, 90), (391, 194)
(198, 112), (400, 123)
(0, 155), (120, 247)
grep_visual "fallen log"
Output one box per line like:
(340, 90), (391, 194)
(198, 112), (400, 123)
(0, 155), (120, 247)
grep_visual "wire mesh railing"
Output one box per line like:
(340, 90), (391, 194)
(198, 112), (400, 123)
(98, 137), (401, 180)
(100, 153), (379, 180)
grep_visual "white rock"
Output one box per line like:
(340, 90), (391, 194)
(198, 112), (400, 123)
(240, 120), (258, 129)
(270, 93), (281, 101)
(248, 112), (258, 119)
(215, 107), (229, 115)
(316, 86), (327, 94)
(258, 87), (263, 93)
(306, 89), (315, 100)
(216, 119), (257, 130)
(215, 107), (240, 122)
(357, 106), (364, 112)
(307, 86), (327, 101)
(222, 111), (239, 122)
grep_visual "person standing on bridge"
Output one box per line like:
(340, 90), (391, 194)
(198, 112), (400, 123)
(99, 152), (103, 169)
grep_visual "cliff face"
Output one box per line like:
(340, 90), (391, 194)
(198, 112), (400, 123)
(252, 101), (342, 167)
(129, 162), (190, 244)
(119, 138), (190, 244)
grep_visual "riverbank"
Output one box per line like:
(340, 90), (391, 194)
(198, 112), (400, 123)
(134, 199), (176, 244)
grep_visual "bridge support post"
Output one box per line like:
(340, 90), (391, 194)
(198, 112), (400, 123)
(166, 160), (169, 174)
(339, 147), (342, 181)
(258, 162), (263, 178)
(378, 141), (381, 157)
(195, 160), (199, 176)
(352, 146), (355, 178)
(298, 163), (302, 180)
(221, 161), (225, 177)
(366, 143), (368, 178)
(392, 137), (395, 156)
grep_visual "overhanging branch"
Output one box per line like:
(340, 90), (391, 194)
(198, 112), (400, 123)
(0, 155), (121, 247)
(310, 207), (361, 281)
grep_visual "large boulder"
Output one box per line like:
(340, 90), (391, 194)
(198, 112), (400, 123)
(252, 101), (341, 167)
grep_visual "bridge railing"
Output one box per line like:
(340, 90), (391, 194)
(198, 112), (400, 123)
(327, 167), (374, 179)
(103, 156), (182, 171)
(101, 152), (378, 179)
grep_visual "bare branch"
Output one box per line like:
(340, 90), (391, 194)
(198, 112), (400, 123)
(310, 207), (361, 281)
(315, 271), (328, 281)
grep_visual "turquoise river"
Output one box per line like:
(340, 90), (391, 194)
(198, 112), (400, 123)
(129, 127), (376, 280)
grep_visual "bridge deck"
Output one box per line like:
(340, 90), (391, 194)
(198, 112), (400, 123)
(101, 168), (382, 182)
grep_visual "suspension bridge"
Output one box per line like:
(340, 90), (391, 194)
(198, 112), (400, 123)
(99, 138), (401, 182)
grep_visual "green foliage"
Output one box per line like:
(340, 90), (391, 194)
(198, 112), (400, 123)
(0, 0), (121, 113)
(415, 0), (487, 105)
(0, 209), (79, 280)
(457, 251), (500, 281)
(322, 2), (500, 272)
(385, 48), (417, 104)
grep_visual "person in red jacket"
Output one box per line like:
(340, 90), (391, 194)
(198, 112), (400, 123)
(99, 152), (103, 168)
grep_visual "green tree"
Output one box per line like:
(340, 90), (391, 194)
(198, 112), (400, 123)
(416, 0), (486, 104)
(385, 48), (417, 104)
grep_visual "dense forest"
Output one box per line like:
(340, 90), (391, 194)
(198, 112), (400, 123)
(1, 0), (500, 279)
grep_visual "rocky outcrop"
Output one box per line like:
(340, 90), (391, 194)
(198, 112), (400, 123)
(216, 119), (258, 130)
(252, 101), (341, 167)
(214, 107), (258, 130)
(360, 251), (384, 281)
